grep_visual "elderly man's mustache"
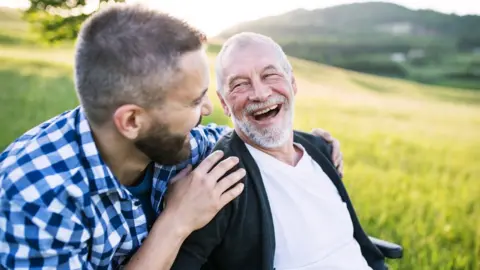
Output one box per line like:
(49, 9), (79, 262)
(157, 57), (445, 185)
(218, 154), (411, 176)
(244, 95), (287, 115)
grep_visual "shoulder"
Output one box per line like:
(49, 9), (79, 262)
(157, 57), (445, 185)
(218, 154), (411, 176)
(189, 123), (232, 146)
(190, 123), (231, 136)
(188, 124), (232, 160)
(211, 130), (237, 157)
(1, 108), (79, 164)
(0, 107), (89, 208)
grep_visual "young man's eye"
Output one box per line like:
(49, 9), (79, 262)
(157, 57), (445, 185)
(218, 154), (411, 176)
(194, 98), (203, 106)
(193, 96), (204, 106)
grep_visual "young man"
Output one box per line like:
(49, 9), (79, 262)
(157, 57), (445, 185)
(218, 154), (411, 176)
(0, 4), (343, 269)
(170, 32), (387, 270)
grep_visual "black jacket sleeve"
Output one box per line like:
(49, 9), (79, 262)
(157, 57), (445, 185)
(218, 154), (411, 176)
(170, 204), (232, 269)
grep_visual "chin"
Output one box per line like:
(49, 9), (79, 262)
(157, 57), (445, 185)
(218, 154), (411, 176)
(236, 120), (291, 149)
(234, 100), (294, 148)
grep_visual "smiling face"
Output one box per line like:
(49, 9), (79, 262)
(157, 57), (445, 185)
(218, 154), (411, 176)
(217, 40), (297, 149)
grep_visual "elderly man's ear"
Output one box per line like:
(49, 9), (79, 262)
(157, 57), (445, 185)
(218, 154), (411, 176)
(216, 92), (231, 117)
(291, 75), (298, 95)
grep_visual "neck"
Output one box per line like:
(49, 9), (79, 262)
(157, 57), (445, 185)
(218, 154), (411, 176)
(239, 131), (303, 166)
(91, 124), (150, 187)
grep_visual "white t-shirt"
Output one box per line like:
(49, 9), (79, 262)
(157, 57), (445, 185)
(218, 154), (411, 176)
(245, 143), (372, 270)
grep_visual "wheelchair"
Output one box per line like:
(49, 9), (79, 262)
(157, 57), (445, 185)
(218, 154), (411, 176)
(369, 236), (403, 268)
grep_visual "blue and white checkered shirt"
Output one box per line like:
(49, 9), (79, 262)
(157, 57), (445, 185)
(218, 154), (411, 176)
(0, 106), (230, 269)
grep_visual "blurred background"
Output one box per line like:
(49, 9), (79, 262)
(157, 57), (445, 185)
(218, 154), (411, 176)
(0, 0), (479, 269)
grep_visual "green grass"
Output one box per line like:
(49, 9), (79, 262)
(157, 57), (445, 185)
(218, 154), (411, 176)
(1, 12), (480, 269)
(0, 57), (79, 150)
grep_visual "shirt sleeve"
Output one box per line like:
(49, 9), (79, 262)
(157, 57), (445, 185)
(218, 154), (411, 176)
(0, 195), (92, 269)
(189, 123), (232, 166)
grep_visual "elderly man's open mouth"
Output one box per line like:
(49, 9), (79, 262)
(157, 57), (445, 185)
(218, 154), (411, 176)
(249, 103), (283, 125)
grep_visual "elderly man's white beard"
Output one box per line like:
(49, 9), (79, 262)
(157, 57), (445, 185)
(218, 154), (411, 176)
(232, 95), (294, 149)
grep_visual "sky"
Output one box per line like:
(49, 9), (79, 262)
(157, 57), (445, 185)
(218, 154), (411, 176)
(1, 0), (479, 36)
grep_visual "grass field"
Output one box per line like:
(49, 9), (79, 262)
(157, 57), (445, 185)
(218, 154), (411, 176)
(1, 10), (480, 270)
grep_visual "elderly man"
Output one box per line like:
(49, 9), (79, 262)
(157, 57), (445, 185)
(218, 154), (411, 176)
(170, 32), (388, 270)
(0, 4), (343, 269)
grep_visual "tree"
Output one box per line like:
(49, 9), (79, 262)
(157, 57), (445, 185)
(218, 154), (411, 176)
(24, 0), (125, 44)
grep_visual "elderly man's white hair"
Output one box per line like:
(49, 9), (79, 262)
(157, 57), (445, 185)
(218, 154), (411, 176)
(215, 32), (293, 94)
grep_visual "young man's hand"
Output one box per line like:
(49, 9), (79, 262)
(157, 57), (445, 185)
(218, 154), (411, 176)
(164, 150), (245, 234)
(125, 150), (245, 270)
(311, 128), (343, 176)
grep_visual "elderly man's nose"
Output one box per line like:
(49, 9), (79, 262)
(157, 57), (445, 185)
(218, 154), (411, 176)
(250, 83), (271, 101)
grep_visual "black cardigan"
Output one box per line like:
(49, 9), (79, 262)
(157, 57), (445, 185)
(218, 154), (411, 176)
(171, 131), (387, 270)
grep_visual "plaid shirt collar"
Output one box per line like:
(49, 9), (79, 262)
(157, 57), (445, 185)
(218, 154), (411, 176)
(75, 106), (131, 200)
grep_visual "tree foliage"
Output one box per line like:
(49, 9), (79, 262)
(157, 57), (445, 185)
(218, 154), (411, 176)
(24, 0), (124, 44)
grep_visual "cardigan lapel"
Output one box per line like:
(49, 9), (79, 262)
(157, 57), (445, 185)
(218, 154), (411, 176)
(231, 132), (276, 270)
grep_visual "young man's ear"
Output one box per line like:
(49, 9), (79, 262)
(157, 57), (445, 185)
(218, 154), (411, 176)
(216, 91), (231, 117)
(112, 104), (147, 140)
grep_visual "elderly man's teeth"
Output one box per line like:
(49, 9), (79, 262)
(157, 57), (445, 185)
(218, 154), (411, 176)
(253, 105), (278, 116)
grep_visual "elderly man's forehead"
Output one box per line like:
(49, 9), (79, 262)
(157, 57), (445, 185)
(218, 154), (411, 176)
(226, 40), (272, 57)
(223, 44), (278, 72)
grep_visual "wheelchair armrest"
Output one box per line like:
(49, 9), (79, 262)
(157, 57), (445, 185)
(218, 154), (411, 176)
(368, 236), (403, 259)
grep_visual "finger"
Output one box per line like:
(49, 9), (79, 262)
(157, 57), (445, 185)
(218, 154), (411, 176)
(219, 183), (244, 207)
(334, 153), (342, 166)
(331, 140), (341, 162)
(215, 168), (246, 194)
(194, 150), (224, 175)
(337, 161), (344, 177)
(207, 156), (240, 182)
(312, 128), (332, 142)
(311, 128), (326, 137)
(334, 154), (343, 170)
(169, 164), (192, 185)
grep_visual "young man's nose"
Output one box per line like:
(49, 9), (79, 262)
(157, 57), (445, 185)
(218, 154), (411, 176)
(201, 96), (213, 116)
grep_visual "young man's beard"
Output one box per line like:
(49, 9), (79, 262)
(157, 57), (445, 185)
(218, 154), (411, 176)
(134, 117), (202, 165)
(135, 124), (189, 166)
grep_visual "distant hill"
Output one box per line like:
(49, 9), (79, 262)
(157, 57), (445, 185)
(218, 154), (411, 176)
(218, 2), (480, 89)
